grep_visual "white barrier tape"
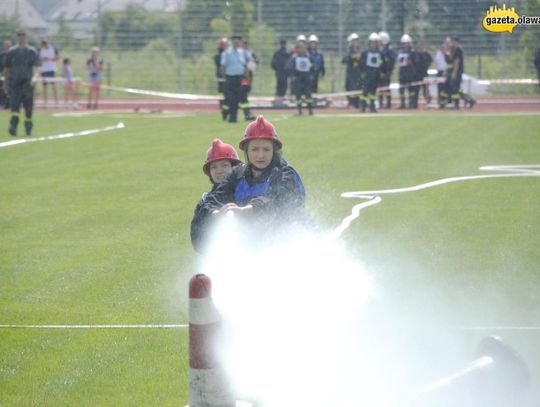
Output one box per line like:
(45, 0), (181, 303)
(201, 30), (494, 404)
(0, 324), (187, 329)
(334, 165), (540, 238)
(0, 122), (125, 149)
(38, 76), (81, 83)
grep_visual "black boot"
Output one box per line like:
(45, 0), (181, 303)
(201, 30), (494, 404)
(244, 109), (255, 121)
(369, 100), (377, 113)
(361, 99), (367, 113)
(379, 95), (384, 109)
(9, 115), (19, 137)
(386, 96), (392, 109)
(307, 103), (313, 116)
(398, 97), (406, 109)
(24, 119), (33, 136)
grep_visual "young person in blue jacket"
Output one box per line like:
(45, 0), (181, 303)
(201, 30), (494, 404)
(190, 138), (242, 253)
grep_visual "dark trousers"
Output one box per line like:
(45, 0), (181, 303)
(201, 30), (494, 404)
(9, 79), (34, 118)
(225, 75), (242, 122)
(275, 73), (287, 97)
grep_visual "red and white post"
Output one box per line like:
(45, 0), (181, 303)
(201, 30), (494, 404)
(188, 273), (236, 407)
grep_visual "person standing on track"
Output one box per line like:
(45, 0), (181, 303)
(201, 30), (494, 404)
(445, 36), (475, 109)
(39, 38), (59, 107)
(220, 35), (248, 123)
(86, 46), (103, 109)
(308, 34), (325, 95)
(360, 32), (385, 113)
(287, 39), (314, 115)
(342, 33), (362, 108)
(397, 34), (418, 109)
(215, 37), (228, 120)
(3, 29), (40, 137)
(378, 31), (396, 109)
(271, 39), (290, 100)
(415, 39), (433, 106)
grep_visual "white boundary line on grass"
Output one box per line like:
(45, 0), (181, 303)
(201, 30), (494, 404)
(333, 165), (540, 239)
(0, 122), (125, 149)
(0, 324), (188, 329)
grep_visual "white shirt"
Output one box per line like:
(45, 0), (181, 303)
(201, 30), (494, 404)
(434, 50), (447, 71)
(39, 45), (58, 73)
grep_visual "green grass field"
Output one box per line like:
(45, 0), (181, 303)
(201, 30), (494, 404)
(1, 109), (539, 406)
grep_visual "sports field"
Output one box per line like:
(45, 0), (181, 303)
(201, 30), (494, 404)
(1, 109), (539, 406)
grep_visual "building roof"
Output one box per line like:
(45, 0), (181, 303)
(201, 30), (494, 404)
(50, 0), (183, 22)
(0, 0), (47, 30)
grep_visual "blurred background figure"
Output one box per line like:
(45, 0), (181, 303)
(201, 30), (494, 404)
(415, 39), (433, 106)
(308, 34), (325, 95)
(62, 57), (78, 109)
(215, 37), (228, 120)
(86, 46), (103, 109)
(0, 40), (12, 109)
(39, 38), (59, 107)
(342, 32), (362, 108)
(271, 39), (289, 100)
(378, 31), (396, 109)
(397, 33), (418, 109)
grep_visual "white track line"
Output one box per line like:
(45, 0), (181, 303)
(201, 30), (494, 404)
(0, 122), (125, 149)
(0, 324), (187, 329)
(333, 165), (540, 238)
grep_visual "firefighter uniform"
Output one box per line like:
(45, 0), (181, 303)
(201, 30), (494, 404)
(397, 35), (418, 109)
(308, 35), (325, 94)
(379, 42), (396, 109)
(214, 38), (228, 120)
(342, 34), (362, 108)
(221, 35), (248, 123)
(445, 36), (475, 109)
(4, 31), (40, 137)
(287, 47), (314, 115)
(360, 34), (385, 113)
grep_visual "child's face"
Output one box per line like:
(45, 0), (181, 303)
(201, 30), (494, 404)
(209, 160), (233, 184)
(246, 139), (274, 171)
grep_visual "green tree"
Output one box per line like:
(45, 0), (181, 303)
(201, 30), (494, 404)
(0, 14), (21, 43)
(54, 14), (74, 50)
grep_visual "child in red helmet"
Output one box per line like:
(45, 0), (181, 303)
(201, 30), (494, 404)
(190, 139), (242, 252)
(205, 115), (310, 235)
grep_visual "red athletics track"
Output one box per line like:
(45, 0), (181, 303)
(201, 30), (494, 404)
(34, 95), (540, 114)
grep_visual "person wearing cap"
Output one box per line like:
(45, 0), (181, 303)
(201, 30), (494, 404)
(359, 33), (386, 113)
(39, 38), (59, 107)
(286, 39), (314, 115)
(190, 139), (242, 253)
(342, 33), (362, 108)
(378, 32), (396, 109)
(215, 37), (228, 120)
(271, 39), (290, 99)
(397, 33), (419, 109)
(3, 29), (40, 137)
(220, 35), (248, 123)
(205, 115), (308, 234)
(308, 34), (325, 94)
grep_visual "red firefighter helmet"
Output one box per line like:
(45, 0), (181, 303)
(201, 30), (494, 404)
(217, 37), (228, 50)
(239, 115), (282, 151)
(203, 138), (241, 175)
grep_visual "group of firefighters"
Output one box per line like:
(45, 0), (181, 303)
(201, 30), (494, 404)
(215, 31), (476, 117)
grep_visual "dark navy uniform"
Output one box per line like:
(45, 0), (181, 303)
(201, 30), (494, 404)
(5, 44), (40, 136)
(378, 45), (396, 109)
(191, 187), (218, 254)
(200, 156), (308, 240)
(0, 47), (10, 109)
(397, 49), (418, 108)
(360, 49), (385, 112)
(342, 45), (363, 108)
(214, 48), (227, 119)
(287, 52), (314, 115)
(271, 42), (290, 97)
(309, 50), (325, 93)
(446, 45), (464, 108)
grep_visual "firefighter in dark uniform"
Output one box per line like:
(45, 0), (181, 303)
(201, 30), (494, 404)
(378, 32), (396, 109)
(202, 115), (308, 237)
(445, 36), (475, 109)
(239, 39), (257, 121)
(190, 138), (242, 253)
(3, 29), (40, 137)
(415, 39), (433, 106)
(220, 35), (248, 123)
(215, 37), (228, 120)
(397, 34), (418, 109)
(360, 33), (386, 113)
(286, 40), (314, 115)
(342, 33), (362, 108)
(271, 39), (290, 98)
(308, 34), (325, 94)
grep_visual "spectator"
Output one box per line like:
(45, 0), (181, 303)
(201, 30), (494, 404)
(271, 39), (290, 99)
(415, 39), (433, 105)
(86, 46), (103, 109)
(286, 39), (314, 115)
(215, 37), (228, 120)
(39, 38), (59, 107)
(220, 35), (247, 123)
(3, 29), (40, 137)
(239, 39), (257, 121)
(397, 33), (418, 109)
(62, 57), (78, 109)
(434, 42), (448, 108)
(360, 32), (386, 113)
(342, 33), (362, 108)
(308, 34), (325, 94)
(378, 32), (396, 109)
